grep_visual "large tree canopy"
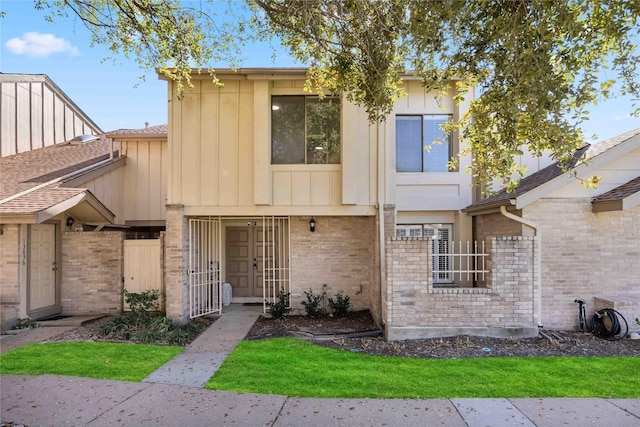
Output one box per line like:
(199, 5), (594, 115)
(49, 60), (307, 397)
(24, 0), (640, 190)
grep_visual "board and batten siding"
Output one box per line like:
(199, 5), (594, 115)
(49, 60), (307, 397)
(387, 80), (474, 212)
(167, 76), (376, 214)
(0, 74), (102, 157)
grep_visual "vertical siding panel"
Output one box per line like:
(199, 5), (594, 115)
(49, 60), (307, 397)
(237, 81), (254, 206)
(1, 83), (17, 156)
(180, 82), (202, 205)
(218, 81), (239, 206)
(16, 83), (31, 153)
(42, 86), (54, 147)
(148, 141), (162, 219)
(123, 141), (138, 221)
(199, 88), (219, 205)
(159, 139), (167, 219)
(137, 140), (151, 220)
(64, 103), (74, 141)
(330, 170), (341, 205)
(168, 82), (182, 204)
(31, 82), (43, 150)
(273, 171), (292, 205)
(54, 95), (65, 143)
(310, 172), (330, 205)
(253, 80), (270, 205)
(292, 172), (311, 205)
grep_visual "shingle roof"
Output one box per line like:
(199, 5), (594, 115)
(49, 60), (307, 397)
(0, 137), (119, 216)
(106, 124), (167, 136)
(464, 128), (640, 213)
(592, 176), (640, 203)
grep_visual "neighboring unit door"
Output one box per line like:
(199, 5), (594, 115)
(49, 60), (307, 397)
(226, 226), (264, 298)
(29, 223), (56, 312)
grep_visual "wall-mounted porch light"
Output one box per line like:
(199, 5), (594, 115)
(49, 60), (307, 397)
(309, 217), (316, 233)
(66, 217), (75, 227)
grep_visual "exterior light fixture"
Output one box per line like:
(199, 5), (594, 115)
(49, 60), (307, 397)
(66, 217), (75, 227)
(309, 217), (316, 233)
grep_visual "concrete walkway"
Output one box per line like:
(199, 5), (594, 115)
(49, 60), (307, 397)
(2, 305), (640, 426)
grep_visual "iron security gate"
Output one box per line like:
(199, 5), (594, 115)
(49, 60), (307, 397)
(263, 217), (291, 311)
(189, 218), (222, 318)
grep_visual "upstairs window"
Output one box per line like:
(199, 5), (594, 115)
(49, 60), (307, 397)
(272, 95), (340, 164)
(396, 114), (453, 172)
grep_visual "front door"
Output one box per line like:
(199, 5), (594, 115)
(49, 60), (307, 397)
(29, 223), (57, 313)
(226, 226), (264, 298)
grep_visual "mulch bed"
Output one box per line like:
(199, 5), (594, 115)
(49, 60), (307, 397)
(247, 310), (640, 359)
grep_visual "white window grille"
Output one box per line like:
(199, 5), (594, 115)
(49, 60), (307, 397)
(395, 223), (488, 284)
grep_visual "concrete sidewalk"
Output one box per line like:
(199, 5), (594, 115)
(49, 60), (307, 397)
(2, 375), (639, 426)
(2, 306), (640, 426)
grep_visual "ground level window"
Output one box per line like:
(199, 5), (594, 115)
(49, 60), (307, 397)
(396, 223), (453, 283)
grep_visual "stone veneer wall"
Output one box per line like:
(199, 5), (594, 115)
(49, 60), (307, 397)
(385, 236), (538, 340)
(522, 199), (640, 330)
(289, 216), (377, 318)
(61, 231), (124, 315)
(0, 224), (22, 329)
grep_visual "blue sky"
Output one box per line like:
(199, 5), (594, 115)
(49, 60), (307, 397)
(1, 0), (639, 140)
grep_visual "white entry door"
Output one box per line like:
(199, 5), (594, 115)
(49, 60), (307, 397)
(30, 224), (56, 311)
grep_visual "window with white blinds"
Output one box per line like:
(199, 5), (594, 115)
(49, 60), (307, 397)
(396, 114), (452, 172)
(396, 223), (453, 283)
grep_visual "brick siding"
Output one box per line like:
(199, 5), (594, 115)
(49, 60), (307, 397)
(0, 224), (22, 329)
(289, 216), (378, 317)
(523, 199), (640, 330)
(385, 236), (537, 339)
(164, 204), (189, 323)
(61, 231), (124, 315)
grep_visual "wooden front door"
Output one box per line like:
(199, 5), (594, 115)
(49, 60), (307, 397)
(29, 223), (56, 312)
(226, 226), (264, 298)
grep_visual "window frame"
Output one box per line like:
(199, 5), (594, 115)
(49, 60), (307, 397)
(395, 114), (454, 173)
(395, 223), (454, 284)
(271, 95), (341, 165)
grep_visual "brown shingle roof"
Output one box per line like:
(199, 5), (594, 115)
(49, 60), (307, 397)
(106, 124), (167, 136)
(0, 136), (117, 200)
(0, 137), (119, 217)
(464, 128), (640, 213)
(592, 176), (640, 203)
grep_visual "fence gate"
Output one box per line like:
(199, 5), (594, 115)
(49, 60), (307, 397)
(262, 216), (290, 311)
(123, 239), (163, 311)
(189, 218), (222, 318)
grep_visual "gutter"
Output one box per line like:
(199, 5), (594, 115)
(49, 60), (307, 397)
(499, 205), (542, 327)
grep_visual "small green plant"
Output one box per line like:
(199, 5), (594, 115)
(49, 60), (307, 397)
(301, 289), (324, 318)
(11, 318), (36, 330)
(328, 292), (351, 317)
(124, 288), (160, 322)
(268, 289), (291, 320)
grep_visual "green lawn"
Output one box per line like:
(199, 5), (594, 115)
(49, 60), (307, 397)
(0, 342), (182, 382)
(207, 337), (640, 398)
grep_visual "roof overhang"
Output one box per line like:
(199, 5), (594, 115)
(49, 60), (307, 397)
(0, 191), (115, 225)
(592, 190), (640, 213)
(35, 191), (115, 224)
(514, 134), (640, 210)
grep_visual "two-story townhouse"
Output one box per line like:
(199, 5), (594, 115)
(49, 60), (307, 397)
(160, 68), (475, 331)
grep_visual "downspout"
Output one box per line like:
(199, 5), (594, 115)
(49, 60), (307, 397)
(499, 205), (542, 327)
(376, 120), (387, 329)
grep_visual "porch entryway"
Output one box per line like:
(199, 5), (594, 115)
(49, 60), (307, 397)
(28, 223), (59, 319)
(188, 217), (290, 318)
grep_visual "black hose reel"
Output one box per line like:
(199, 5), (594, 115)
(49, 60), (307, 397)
(591, 308), (629, 341)
(574, 300), (629, 340)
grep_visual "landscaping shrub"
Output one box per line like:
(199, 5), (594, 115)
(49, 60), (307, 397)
(268, 289), (291, 320)
(301, 289), (324, 318)
(328, 292), (351, 317)
(124, 288), (160, 323)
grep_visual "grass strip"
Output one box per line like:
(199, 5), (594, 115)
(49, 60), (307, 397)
(207, 337), (640, 398)
(0, 342), (182, 382)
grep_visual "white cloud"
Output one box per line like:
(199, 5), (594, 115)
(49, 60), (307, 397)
(5, 32), (79, 57)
